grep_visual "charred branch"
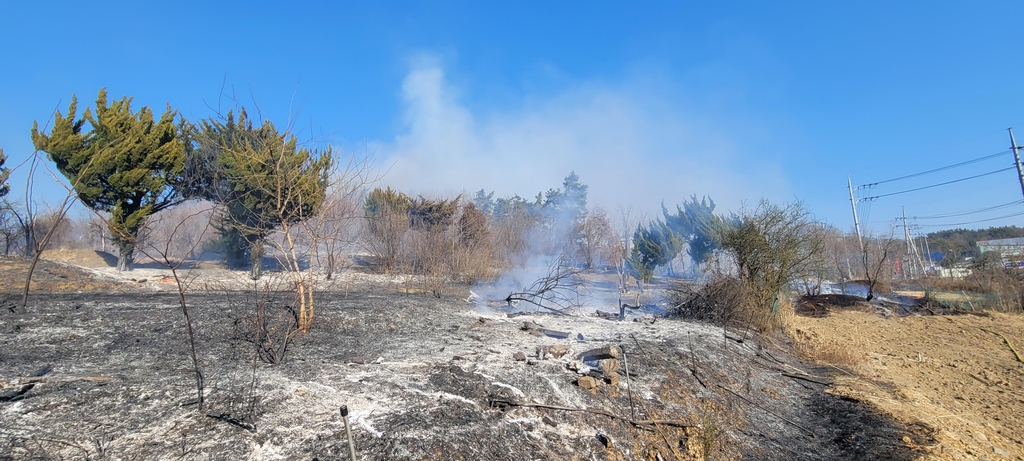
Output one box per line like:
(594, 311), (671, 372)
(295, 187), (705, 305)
(504, 255), (587, 314)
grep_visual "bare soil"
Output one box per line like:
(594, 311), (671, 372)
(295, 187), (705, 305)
(788, 299), (1024, 460)
(0, 257), (965, 460)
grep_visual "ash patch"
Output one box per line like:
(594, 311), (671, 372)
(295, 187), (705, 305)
(0, 289), (933, 460)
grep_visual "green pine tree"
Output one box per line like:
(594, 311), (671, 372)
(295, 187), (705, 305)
(187, 109), (332, 280)
(31, 89), (185, 271)
(0, 148), (10, 199)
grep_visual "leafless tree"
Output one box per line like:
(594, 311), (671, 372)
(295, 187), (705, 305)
(257, 152), (374, 332)
(613, 204), (643, 291)
(860, 227), (900, 301)
(0, 201), (25, 255)
(490, 205), (538, 269)
(140, 201), (217, 261)
(794, 223), (842, 296)
(576, 206), (620, 271)
(133, 206), (215, 410)
(310, 192), (360, 281)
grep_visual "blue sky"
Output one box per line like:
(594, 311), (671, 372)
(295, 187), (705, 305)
(2, 1), (1024, 234)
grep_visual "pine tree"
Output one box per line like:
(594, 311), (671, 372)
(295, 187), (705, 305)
(31, 89), (184, 271)
(186, 109), (332, 280)
(0, 148), (10, 199)
(663, 195), (720, 268)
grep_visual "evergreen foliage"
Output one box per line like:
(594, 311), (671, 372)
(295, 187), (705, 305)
(31, 89), (184, 271)
(626, 221), (683, 283)
(0, 148), (10, 199)
(185, 109), (332, 278)
(926, 225), (1024, 265)
(663, 195), (720, 267)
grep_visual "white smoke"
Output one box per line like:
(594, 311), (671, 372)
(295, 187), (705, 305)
(370, 55), (791, 217)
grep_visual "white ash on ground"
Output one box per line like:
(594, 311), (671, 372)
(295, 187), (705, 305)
(1, 267), (933, 459)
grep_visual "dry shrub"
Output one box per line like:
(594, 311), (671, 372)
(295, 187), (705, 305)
(232, 279), (299, 364)
(921, 276), (975, 293)
(402, 228), (450, 297)
(775, 295), (796, 331)
(668, 276), (791, 333)
(490, 206), (536, 269)
(451, 202), (497, 284)
(921, 263), (1024, 312)
(396, 198), (499, 296)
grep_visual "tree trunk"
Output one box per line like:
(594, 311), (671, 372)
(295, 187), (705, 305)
(23, 224), (34, 258)
(117, 239), (134, 272)
(249, 240), (264, 280)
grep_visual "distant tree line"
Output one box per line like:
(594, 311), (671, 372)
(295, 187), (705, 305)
(926, 226), (1024, 266)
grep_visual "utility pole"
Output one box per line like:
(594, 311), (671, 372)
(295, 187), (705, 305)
(1009, 128), (1024, 201)
(923, 233), (933, 268)
(902, 207), (911, 253)
(848, 175), (865, 251)
(902, 207), (912, 278)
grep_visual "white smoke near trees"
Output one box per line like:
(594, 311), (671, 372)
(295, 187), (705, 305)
(371, 55), (790, 219)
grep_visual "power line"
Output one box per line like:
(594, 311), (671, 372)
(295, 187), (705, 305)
(860, 166), (1016, 201)
(914, 210), (1024, 228)
(856, 150), (1010, 189)
(911, 200), (1024, 220)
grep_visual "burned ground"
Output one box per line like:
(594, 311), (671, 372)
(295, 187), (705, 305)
(0, 270), (935, 461)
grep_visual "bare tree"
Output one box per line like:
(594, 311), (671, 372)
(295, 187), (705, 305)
(795, 223), (842, 296)
(860, 227), (900, 301)
(19, 160), (84, 311)
(310, 192), (359, 281)
(490, 204), (538, 269)
(257, 152), (373, 333)
(613, 205), (643, 291)
(362, 187), (411, 274)
(133, 206), (215, 410)
(0, 200), (25, 255)
(576, 206), (620, 271)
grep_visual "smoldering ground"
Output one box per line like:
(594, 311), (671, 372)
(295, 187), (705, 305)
(0, 281), (930, 460)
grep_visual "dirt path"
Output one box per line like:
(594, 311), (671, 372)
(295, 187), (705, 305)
(788, 306), (1024, 460)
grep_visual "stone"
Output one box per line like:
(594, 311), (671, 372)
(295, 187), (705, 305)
(577, 376), (599, 390)
(542, 416), (557, 427)
(598, 358), (620, 374)
(513, 351), (526, 361)
(578, 345), (620, 361)
(537, 345), (572, 360)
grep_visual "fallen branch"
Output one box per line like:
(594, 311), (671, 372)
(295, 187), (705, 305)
(0, 383), (35, 402)
(782, 372), (832, 386)
(505, 255), (587, 314)
(489, 399), (693, 430)
(206, 413), (256, 433)
(943, 317), (1024, 365)
(688, 334), (707, 389)
(981, 328), (1024, 364)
